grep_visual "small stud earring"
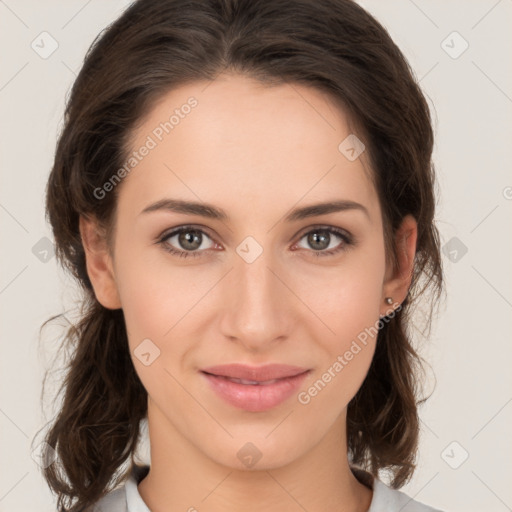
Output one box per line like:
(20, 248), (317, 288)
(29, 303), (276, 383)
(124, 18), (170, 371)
(385, 297), (393, 305)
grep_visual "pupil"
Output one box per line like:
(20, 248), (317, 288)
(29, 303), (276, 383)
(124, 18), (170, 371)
(179, 230), (201, 250)
(309, 230), (329, 250)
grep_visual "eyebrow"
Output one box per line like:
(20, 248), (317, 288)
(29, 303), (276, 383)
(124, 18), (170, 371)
(139, 198), (370, 222)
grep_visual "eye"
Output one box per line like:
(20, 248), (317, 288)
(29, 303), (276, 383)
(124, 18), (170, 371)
(158, 224), (354, 259)
(158, 226), (216, 258)
(293, 226), (354, 257)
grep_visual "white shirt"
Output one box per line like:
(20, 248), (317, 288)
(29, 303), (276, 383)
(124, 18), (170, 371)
(88, 464), (444, 512)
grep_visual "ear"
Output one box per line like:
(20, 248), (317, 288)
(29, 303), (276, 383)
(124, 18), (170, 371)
(381, 214), (417, 315)
(79, 215), (122, 310)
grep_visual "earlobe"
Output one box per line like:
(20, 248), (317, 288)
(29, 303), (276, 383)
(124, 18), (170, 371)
(381, 214), (417, 313)
(79, 215), (122, 310)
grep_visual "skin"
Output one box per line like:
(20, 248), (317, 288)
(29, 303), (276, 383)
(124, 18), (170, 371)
(80, 73), (417, 512)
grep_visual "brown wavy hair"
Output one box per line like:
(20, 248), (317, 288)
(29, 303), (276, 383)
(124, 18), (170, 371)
(35, 0), (445, 510)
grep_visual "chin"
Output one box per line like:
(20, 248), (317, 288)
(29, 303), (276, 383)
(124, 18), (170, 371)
(201, 432), (308, 472)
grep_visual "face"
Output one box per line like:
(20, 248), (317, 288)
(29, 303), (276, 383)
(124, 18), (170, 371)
(87, 73), (407, 471)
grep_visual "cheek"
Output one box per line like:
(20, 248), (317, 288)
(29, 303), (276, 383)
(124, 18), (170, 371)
(300, 251), (385, 342)
(296, 270), (382, 423)
(113, 252), (195, 396)
(113, 242), (204, 341)
(295, 249), (384, 395)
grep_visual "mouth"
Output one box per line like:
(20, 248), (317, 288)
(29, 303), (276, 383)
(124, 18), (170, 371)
(200, 363), (310, 382)
(201, 373), (288, 386)
(199, 365), (311, 412)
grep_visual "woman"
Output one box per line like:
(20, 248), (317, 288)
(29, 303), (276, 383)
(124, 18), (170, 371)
(39, 0), (445, 510)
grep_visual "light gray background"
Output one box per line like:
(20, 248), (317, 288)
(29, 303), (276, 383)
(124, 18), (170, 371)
(1, 1), (511, 511)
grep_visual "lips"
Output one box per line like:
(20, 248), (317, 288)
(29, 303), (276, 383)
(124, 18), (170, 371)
(200, 365), (311, 412)
(200, 363), (309, 382)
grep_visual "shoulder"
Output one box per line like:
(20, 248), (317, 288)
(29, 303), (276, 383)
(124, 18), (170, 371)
(351, 467), (445, 512)
(83, 486), (127, 512)
(370, 478), (445, 512)
(83, 464), (149, 512)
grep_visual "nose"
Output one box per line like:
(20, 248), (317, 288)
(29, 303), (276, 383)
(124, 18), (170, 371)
(219, 245), (295, 351)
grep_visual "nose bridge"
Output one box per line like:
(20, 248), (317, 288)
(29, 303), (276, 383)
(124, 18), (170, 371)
(221, 240), (292, 345)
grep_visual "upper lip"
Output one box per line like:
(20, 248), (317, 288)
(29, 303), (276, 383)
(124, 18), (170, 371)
(201, 364), (310, 382)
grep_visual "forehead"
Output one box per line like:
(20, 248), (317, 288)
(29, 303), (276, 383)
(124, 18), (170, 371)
(119, 73), (380, 225)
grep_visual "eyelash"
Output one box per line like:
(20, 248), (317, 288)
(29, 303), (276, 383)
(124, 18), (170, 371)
(157, 225), (354, 259)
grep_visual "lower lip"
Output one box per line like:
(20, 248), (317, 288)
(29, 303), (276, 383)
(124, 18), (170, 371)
(201, 371), (310, 412)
